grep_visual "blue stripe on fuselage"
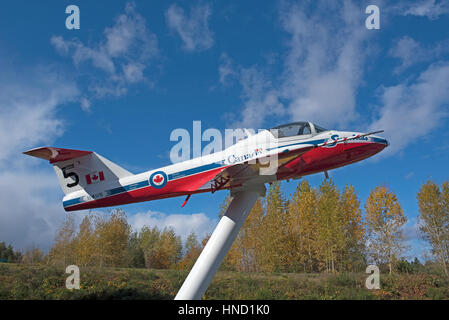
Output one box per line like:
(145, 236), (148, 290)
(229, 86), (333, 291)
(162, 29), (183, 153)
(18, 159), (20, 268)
(168, 162), (222, 180)
(63, 162), (225, 208)
(266, 139), (326, 152)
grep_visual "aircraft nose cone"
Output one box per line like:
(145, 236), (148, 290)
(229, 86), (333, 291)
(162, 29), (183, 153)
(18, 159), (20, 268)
(371, 137), (389, 156)
(345, 136), (388, 161)
(371, 136), (388, 147)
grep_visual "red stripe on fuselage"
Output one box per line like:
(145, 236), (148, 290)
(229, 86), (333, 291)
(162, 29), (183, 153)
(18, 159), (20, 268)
(65, 166), (226, 211)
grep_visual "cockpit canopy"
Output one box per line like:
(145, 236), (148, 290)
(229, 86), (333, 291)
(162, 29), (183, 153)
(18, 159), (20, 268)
(269, 122), (328, 138)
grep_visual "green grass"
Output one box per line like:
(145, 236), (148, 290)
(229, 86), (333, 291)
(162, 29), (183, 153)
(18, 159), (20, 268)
(0, 263), (447, 300)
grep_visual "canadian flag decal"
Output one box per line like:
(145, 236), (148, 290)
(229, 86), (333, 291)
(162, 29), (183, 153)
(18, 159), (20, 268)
(85, 171), (105, 184)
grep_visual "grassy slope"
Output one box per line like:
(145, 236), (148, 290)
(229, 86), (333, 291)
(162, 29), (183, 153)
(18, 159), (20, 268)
(0, 263), (448, 300)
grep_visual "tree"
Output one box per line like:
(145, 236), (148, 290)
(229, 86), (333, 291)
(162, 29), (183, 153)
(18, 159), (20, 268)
(316, 179), (343, 273)
(239, 198), (265, 272)
(396, 257), (423, 274)
(365, 186), (407, 274)
(94, 209), (131, 267)
(0, 242), (21, 263)
(221, 197), (265, 272)
(22, 247), (44, 264)
(219, 195), (241, 271)
(338, 184), (365, 272)
(49, 213), (76, 266)
(140, 226), (182, 269)
(140, 226), (161, 268)
(179, 231), (202, 270)
(287, 180), (318, 272)
(74, 215), (96, 266)
(258, 182), (288, 272)
(159, 227), (183, 268)
(127, 231), (145, 268)
(218, 195), (232, 219)
(417, 181), (449, 277)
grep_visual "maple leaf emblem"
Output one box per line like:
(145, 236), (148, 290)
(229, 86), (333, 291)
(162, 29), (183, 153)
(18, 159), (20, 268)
(153, 175), (163, 184)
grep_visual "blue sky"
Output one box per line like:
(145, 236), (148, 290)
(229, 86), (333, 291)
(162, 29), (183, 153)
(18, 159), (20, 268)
(0, 0), (448, 261)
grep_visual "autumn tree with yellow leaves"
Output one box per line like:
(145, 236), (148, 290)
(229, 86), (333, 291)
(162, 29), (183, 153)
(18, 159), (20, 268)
(45, 179), (442, 276)
(417, 181), (449, 277)
(178, 231), (203, 270)
(140, 226), (182, 269)
(49, 210), (131, 268)
(220, 179), (365, 273)
(315, 179), (345, 273)
(74, 215), (96, 266)
(338, 185), (365, 272)
(365, 186), (407, 274)
(94, 209), (131, 267)
(49, 213), (76, 266)
(286, 180), (318, 272)
(258, 182), (289, 272)
(238, 198), (265, 272)
(221, 197), (265, 272)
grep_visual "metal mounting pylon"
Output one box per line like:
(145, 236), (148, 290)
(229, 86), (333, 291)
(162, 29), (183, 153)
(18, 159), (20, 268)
(175, 185), (266, 300)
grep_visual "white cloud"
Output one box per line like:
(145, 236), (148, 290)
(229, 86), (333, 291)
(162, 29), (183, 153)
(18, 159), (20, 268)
(218, 53), (237, 86)
(389, 36), (449, 73)
(122, 62), (145, 83)
(80, 97), (91, 112)
(0, 66), (79, 251)
(128, 210), (217, 242)
(389, 36), (427, 73)
(223, 1), (371, 129)
(218, 52), (284, 129)
(280, 1), (369, 128)
(403, 0), (449, 20)
(403, 217), (421, 242)
(369, 62), (449, 155)
(51, 2), (158, 107)
(402, 217), (429, 260)
(51, 36), (116, 74)
(0, 171), (64, 251)
(234, 67), (284, 129)
(222, 1), (449, 155)
(405, 172), (415, 179)
(0, 70), (79, 165)
(166, 3), (214, 52)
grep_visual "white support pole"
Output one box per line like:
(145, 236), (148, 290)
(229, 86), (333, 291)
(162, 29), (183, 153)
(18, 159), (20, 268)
(175, 186), (265, 300)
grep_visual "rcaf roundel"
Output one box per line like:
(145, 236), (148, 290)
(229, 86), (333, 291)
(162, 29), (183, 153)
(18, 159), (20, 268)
(149, 171), (168, 189)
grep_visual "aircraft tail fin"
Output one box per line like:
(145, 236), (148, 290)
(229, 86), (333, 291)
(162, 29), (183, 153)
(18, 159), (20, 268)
(23, 147), (133, 196)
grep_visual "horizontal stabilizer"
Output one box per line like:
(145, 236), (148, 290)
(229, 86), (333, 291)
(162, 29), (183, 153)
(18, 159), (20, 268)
(23, 147), (92, 164)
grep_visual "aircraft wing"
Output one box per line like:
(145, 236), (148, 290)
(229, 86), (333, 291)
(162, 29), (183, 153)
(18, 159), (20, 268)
(207, 146), (315, 193)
